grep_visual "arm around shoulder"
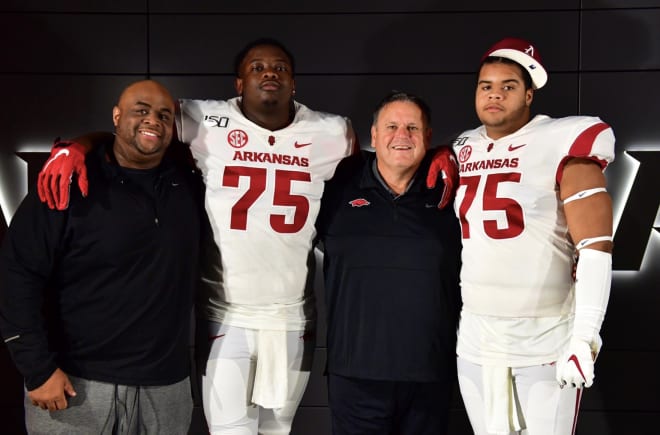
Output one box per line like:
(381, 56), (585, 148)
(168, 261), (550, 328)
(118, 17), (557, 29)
(38, 132), (114, 210)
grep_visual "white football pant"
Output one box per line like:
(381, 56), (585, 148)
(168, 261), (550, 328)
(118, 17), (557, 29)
(202, 322), (312, 435)
(457, 356), (582, 435)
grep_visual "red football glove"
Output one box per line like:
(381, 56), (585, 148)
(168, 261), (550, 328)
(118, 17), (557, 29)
(37, 140), (88, 210)
(426, 146), (458, 209)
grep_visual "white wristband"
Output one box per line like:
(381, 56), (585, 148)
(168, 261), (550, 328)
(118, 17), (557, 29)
(576, 236), (613, 250)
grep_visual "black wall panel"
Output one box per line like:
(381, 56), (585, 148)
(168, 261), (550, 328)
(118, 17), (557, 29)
(2, 0), (146, 12)
(148, 12), (578, 75)
(581, 9), (660, 70)
(1, 2), (658, 434)
(1, 14), (147, 73)
(583, 0), (660, 8)
(148, 0), (577, 14)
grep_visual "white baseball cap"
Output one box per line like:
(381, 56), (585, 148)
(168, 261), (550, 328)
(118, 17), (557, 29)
(481, 37), (548, 89)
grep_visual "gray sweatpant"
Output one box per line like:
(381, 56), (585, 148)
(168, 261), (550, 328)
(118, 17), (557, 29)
(25, 375), (193, 435)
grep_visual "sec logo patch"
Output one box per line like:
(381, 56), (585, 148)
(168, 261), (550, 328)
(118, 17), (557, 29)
(227, 129), (248, 148)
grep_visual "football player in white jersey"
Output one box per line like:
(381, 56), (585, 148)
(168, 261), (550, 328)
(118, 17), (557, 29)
(35, 38), (356, 435)
(185, 38), (355, 435)
(446, 37), (615, 435)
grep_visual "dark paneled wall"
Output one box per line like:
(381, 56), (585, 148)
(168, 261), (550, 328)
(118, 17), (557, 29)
(1, 1), (659, 434)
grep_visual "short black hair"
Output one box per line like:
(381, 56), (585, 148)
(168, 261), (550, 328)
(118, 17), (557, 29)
(372, 91), (432, 127)
(480, 56), (533, 90)
(234, 38), (296, 77)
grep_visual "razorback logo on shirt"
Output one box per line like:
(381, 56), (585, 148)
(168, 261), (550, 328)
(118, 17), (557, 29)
(458, 145), (472, 163)
(348, 198), (370, 207)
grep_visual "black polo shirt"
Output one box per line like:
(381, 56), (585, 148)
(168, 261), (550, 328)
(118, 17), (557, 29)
(316, 150), (462, 382)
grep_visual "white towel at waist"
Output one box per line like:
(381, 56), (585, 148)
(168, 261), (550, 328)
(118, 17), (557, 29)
(251, 329), (289, 409)
(483, 364), (525, 434)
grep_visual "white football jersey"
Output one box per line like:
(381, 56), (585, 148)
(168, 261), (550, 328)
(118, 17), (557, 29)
(453, 115), (615, 318)
(177, 97), (354, 330)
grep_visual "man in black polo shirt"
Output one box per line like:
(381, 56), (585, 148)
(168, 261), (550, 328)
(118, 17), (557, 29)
(316, 91), (461, 435)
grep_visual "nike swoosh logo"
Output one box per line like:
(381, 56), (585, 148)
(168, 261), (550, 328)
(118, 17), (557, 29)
(208, 334), (226, 342)
(294, 142), (312, 148)
(568, 354), (587, 382)
(508, 144), (526, 151)
(43, 148), (70, 170)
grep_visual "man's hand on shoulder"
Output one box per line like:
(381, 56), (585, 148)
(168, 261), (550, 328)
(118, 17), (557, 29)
(28, 368), (77, 411)
(426, 145), (458, 209)
(38, 139), (89, 210)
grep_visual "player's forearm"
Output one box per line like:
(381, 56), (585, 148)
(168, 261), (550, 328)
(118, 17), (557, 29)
(66, 131), (114, 153)
(573, 248), (612, 345)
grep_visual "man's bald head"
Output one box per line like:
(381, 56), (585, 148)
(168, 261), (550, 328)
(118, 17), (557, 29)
(116, 80), (175, 110)
(112, 80), (176, 169)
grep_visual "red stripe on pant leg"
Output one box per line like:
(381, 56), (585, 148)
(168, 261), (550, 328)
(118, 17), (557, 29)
(571, 388), (583, 435)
